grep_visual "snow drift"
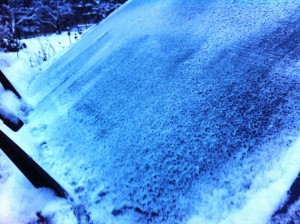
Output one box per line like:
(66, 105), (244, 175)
(3, 0), (300, 223)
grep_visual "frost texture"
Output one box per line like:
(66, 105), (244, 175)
(24, 1), (300, 223)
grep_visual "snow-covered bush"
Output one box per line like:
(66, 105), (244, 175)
(2, 39), (27, 52)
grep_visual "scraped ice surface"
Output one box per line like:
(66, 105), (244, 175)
(3, 0), (300, 223)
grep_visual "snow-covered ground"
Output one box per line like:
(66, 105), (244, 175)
(0, 27), (94, 224)
(1, 0), (300, 223)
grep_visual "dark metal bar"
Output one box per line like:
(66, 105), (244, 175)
(0, 104), (24, 132)
(0, 130), (68, 198)
(0, 70), (22, 99)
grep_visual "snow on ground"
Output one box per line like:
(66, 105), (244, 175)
(0, 27), (93, 98)
(1, 0), (300, 223)
(0, 26), (95, 224)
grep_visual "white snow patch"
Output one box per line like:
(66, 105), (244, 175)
(188, 136), (300, 224)
(0, 152), (77, 224)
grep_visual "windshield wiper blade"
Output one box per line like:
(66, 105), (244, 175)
(0, 129), (68, 198)
(0, 104), (24, 132)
